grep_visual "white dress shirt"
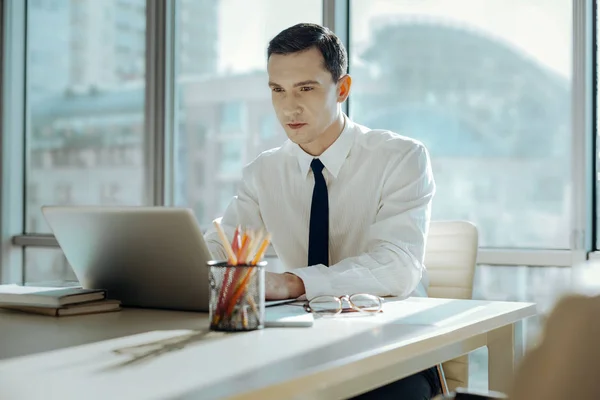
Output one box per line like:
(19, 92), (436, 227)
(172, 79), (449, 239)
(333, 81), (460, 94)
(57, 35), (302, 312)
(204, 114), (436, 300)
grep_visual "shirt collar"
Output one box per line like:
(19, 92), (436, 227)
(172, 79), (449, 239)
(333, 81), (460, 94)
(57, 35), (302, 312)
(286, 114), (356, 179)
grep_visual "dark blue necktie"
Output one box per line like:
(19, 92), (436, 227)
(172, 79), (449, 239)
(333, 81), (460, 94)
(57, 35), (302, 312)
(308, 158), (329, 266)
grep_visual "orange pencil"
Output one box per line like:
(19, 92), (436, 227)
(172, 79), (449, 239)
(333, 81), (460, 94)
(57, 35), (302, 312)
(225, 268), (255, 317)
(237, 231), (249, 261)
(244, 230), (264, 265)
(251, 233), (271, 265)
(238, 229), (258, 264)
(222, 228), (253, 317)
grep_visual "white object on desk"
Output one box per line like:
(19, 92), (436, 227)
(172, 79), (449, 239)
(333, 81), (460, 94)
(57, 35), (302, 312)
(0, 297), (535, 400)
(264, 304), (314, 327)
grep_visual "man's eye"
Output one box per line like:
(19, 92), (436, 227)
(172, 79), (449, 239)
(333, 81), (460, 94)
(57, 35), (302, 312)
(272, 87), (283, 93)
(300, 87), (313, 92)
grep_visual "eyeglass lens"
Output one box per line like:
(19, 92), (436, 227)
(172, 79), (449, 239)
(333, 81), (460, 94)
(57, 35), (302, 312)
(349, 294), (382, 312)
(308, 296), (341, 314)
(308, 294), (382, 314)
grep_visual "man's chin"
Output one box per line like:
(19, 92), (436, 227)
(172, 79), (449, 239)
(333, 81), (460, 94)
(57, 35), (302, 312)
(285, 131), (311, 145)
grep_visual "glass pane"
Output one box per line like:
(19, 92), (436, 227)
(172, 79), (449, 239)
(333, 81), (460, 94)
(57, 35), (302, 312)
(349, 0), (572, 248)
(26, 0), (148, 233)
(24, 247), (78, 286)
(174, 0), (323, 228)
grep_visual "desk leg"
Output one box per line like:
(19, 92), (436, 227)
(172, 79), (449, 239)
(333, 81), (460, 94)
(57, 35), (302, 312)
(514, 320), (524, 365)
(487, 323), (515, 394)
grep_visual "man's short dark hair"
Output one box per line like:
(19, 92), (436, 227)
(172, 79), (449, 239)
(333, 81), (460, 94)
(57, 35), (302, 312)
(267, 23), (348, 82)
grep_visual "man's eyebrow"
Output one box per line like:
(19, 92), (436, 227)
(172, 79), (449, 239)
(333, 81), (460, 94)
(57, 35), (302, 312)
(293, 80), (320, 87)
(268, 80), (321, 88)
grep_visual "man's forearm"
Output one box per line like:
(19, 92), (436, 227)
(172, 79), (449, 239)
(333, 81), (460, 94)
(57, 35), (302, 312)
(290, 244), (423, 299)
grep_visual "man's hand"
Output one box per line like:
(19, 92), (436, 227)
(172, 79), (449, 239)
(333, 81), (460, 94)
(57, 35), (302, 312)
(265, 272), (305, 300)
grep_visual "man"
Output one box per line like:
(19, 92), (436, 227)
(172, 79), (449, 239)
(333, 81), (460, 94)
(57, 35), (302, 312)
(205, 23), (439, 399)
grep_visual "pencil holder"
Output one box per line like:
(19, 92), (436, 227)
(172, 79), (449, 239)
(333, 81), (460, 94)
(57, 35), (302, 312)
(207, 260), (266, 332)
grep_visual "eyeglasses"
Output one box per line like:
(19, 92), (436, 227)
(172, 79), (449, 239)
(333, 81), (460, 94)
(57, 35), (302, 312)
(303, 293), (384, 316)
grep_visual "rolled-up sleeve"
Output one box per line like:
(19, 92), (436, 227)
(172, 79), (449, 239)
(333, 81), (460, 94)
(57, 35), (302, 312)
(290, 144), (435, 299)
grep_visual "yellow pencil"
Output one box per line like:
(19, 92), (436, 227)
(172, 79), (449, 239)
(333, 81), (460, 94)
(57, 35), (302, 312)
(239, 229), (259, 264)
(251, 233), (271, 265)
(246, 295), (259, 321)
(213, 219), (237, 265)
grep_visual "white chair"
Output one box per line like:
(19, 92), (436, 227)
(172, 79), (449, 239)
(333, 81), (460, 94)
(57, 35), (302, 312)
(425, 220), (479, 393)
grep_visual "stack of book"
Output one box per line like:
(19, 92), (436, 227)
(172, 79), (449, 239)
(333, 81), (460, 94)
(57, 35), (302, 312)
(0, 284), (120, 317)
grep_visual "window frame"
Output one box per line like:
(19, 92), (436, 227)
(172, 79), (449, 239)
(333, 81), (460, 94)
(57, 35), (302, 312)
(571, 0), (595, 264)
(1, 0), (597, 284)
(0, 0), (25, 283)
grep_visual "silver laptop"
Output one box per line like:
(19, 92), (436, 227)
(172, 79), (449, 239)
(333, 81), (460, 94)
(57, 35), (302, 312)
(41, 206), (213, 312)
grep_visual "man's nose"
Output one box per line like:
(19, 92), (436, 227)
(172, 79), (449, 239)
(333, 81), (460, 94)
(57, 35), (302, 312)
(282, 97), (302, 117)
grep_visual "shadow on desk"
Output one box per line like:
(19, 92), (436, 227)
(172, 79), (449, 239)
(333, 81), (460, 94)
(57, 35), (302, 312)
(183, 299), (491, 400)
(104, 329), (222, 371)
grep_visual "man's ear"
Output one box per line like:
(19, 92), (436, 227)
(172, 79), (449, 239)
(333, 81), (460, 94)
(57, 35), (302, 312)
(337, 74), (352, 103)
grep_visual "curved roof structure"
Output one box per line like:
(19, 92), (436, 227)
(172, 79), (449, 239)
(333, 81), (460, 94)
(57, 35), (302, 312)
(353, 18), (570, 158)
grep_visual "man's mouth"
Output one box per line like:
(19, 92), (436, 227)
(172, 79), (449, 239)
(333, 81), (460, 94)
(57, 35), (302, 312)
(287, 123), (306, 130)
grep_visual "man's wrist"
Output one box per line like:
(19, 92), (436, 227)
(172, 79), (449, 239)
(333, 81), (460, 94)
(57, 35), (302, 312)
(284, 273), (305, 298)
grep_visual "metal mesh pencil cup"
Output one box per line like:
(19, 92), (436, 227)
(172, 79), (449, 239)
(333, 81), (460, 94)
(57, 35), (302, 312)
(207, 260), (266, 332)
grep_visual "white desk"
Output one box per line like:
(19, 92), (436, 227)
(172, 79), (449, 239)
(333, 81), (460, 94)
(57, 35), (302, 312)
(0, 297), (535, 400)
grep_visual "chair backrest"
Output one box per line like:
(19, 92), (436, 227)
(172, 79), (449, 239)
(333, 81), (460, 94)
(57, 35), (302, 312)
(425, 220), (479, 392)
(426, 220), (478, 299)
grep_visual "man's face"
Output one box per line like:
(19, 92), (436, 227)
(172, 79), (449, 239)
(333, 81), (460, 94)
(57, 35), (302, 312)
(267, 47), (343, 148)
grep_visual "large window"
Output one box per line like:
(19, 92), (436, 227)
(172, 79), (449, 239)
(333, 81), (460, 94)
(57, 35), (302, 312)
(26, 0), (148, 236)
(173, 0), (323, 227)
(2, 1), (596, 391)
(25, 248), (77, 285)
(349, 0), (572, 249)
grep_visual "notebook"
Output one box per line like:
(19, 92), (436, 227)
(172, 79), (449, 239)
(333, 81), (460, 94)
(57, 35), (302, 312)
(0, 284), (106, 308)
(2, 299), (121, 317)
